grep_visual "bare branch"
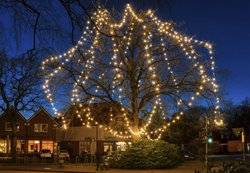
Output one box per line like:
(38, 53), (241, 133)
(20, 0), (40, 54)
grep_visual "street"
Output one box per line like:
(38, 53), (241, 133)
(0, 172), (50, 173)
(0, 160), (204, 173)
(0, 155), (249, 173)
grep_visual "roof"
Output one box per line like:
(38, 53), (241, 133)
(27, 107), (58, 124)
(0, 107), (27, 121)
(63, 102), (127, 127)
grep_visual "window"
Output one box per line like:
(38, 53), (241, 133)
(5, 122), (20, 132)
(28, 140), (40, 153)
(17, 140), (25, 154)
(0, 140), (7, 153)
(34, 124), (48, 132)
(116, 141), (128, 151)
(42, 141), (54, 152)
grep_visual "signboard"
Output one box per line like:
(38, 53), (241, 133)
(85, 137), (95, 143)
(242, 131), (245, 143)
(104, 136), (115, 141)
(232, 128), (243, 136)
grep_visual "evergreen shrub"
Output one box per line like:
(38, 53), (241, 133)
(109, 139), (181, 169)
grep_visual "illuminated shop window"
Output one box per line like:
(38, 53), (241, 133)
(28, 140), (40, 153)
(17, 140), (25, 154)
(41, 140), (54, 153)
(0, 140), (7, 153)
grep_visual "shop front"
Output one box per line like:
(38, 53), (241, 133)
(28, 140), (56, 153)
(0, 139), (25, 154)
(0, 139), (9, 153)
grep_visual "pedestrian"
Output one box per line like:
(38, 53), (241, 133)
(102, 149), (110, 170)
(81, 150), (88, 163)
(95, 151), (102, 171)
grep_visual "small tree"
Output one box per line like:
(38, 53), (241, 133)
(167, 106), (205, 151)
(225, 98), (250, 140)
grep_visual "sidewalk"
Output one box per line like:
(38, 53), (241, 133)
(0, 161), (205, 173)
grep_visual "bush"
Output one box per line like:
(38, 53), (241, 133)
(194, 162), (250, 173)
(109, 139), (181, 169)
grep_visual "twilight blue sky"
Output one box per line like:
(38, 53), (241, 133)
(170, 0), (250, 104)
(1, 0), (250, 108)
(118, 0), (250, 104)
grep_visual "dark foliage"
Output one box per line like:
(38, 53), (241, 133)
(195, 162), (250, 173)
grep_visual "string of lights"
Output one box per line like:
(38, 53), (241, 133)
(42, 4), (222, 140)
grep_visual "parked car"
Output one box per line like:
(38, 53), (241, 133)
(58, 150), (70, 160)
(179, 149), (196, 160)
(39, 149), (52, 158)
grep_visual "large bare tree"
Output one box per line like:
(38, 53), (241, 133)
(0, 52), (43, 160)
(42, 5), (220, 140)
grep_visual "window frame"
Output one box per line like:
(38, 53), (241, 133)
(34, 123), (48, 133)
(5, 122), (20, 132)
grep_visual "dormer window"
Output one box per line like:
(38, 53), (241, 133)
(34, 124), (48, 132)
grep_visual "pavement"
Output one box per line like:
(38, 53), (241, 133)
(0, 161), (206, 173)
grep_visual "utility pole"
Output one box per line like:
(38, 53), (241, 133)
(205, 116), (208, 171)
(232, 128), (245, 163)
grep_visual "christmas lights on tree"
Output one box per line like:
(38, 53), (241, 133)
(42, 4), (223, 140)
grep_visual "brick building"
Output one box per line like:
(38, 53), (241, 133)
(0, 107), (58, 156)
(0, 105), (129, 160)
(0, 108), (27, 154)
(26, 108), (58, 154)
(57, 102), (131, 159)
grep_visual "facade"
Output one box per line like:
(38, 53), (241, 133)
(0, 107), (58, 156)
(26, 108), (58, 154)
(57, 125), (130, 157)
(0, 109), (27, 154)
(0, 105), (129, 159)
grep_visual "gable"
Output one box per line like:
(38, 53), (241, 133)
(28, 107), (58, 125)
(0, 108), (27, 123)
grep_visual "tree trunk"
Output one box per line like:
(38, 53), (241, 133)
(8, 108), (18, 162)
(131, 125), (140, 141)
(11, 121), (17, 162)
(129, 60), (140, 141)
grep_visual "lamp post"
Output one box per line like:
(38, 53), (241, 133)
(204, 113), (224, 173)
(204, 115), (214, 173)
(96, 125), (99, 152)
